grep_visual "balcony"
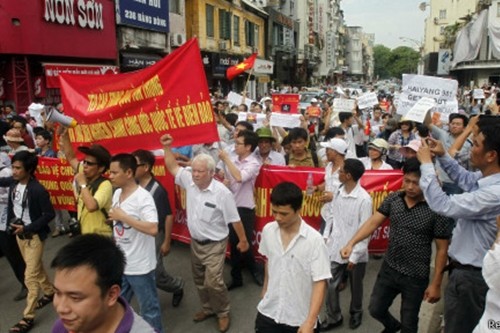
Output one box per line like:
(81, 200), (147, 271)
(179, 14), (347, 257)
(452, 59), (500, 70)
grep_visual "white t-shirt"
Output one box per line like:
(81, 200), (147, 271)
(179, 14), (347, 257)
(257, 220), (331, 327)
(113, 186), (158, 275)
(12, 183), (32, 226)
(0, 166), (12, 231)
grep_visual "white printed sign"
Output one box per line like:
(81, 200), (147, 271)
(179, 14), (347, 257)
(473, 89), (485, 100)
(270, 113), (301, 128)
(237, 112), (267, 130)
(333, 98), (356, 113)
(404, 97), (436, 123)
(356, 92), (379, 109)
(398, 74), (458, 121)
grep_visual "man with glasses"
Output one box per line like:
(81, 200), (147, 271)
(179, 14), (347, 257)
(59, 130), (112, 236)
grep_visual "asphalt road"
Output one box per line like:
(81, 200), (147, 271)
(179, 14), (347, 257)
(0, 233), (435, 333)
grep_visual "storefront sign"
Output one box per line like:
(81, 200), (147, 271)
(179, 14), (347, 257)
(212, 54), (243, 77)
(116, 0), (169, 33)
(121, 52), (163, 69)
(44, 64), (119, 88)
(43, 0), (105, 30)
(254, 59), (274, 75)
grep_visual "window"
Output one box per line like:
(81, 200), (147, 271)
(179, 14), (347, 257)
(245, 20), (255, 46)
(233, 16), (240, 45)
(440, 26), (446, 35)
(206, 4), (214, 37)
(169, 0), (180, 14)
(219, 9), (231, 40)
(439, 9), (447, 19)
(273, 23), (284, 46)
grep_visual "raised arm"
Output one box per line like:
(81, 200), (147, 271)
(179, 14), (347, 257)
(160, 134), (181, 177)
(58, 127), (79, 172)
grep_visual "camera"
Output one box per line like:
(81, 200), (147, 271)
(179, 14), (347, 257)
(7, 218), (24, 235)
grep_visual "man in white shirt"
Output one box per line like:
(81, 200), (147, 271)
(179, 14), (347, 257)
(160, 134), (249, 333)
(321, 159), (372, 330)
(255, 182), (331, 333)
(107, 154), (162, 333)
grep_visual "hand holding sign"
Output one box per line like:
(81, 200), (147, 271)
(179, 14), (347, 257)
(404, 97), (436, 123)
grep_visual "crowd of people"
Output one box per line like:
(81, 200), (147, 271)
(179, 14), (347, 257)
(0, 81), (499, 333)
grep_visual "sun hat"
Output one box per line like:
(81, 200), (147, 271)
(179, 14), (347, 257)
(368, 138), (389, 153)
(3, 129), (24, 143)
(77, 144), (111, 169)
(256, 127), (276, 142)
(399, 139), (422, 154)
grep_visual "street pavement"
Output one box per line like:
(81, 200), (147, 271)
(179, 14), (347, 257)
(0, 233), (441, 333)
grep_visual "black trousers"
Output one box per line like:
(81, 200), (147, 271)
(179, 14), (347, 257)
(0, 231), (26, 287)
(255, 312), (320, 333)
(229, 207), (257, 283)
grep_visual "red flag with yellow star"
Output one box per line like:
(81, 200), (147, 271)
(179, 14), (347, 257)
(226, 53), (257, 81)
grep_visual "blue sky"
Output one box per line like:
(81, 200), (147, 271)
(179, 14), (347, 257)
(341, 0), (428, 49)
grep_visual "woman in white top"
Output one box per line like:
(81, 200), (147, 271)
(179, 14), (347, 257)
(359, 138), (393, 170)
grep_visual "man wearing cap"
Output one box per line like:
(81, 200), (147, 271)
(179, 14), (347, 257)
(424, 112), (472, 195)
(254, 127), (285, 166)
(316, 138), (347, 234)
(59, 131), (113, 236)
(359, 138), (392, 170)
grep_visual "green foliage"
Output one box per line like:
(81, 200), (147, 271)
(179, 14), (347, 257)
(374, 45), (420, 80)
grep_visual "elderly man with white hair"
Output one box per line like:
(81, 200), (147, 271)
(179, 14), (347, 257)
(160, 134), (249, 333)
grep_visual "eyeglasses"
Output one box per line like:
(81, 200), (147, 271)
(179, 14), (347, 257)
(235, 142), (246, 146)
(83, 160), (98, 166)
(137, 163), (146, 167)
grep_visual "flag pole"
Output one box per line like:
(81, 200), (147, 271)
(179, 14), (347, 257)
(241, 67), (254, 104)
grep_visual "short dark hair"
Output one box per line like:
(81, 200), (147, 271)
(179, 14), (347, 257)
(402, 157), (421, 177)
(449, 113), (469, 127)
(343, 158), (365, 182)
(235, 120), (254, 132)
(237, 130), (259, 152)
(339, 112), (353, 124)
(11, 115), (27, 128)
(111, 153), (137, 175)
(288, 127), (308, 141)
(225, 113), (238, 126)
(416, 124), (429, 138)
(35, 129), (53, 142)
(51, 234), (126, 296)
(271, 182), (303, 211)
(239, 104), (249, 112)
(477, 117), (500, 166)
(214, 101), (223, 108)
(12, 151), (38, 176)
(324, 127), (345, 141)
(131, 149), (155, 172)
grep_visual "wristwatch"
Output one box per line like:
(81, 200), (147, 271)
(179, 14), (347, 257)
(80, 184), (88, 189)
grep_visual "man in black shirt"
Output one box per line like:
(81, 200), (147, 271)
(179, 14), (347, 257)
(132, 149), (184, 307)
(340, 158), (451, 333)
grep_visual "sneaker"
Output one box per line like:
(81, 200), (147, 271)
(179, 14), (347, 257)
(13, 287), (28, 301)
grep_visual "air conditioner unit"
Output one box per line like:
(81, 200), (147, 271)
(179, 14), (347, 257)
(219, 41), (228, 50)
(170, 33), (186, 47)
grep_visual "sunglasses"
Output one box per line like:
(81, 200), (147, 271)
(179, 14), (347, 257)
(83, 160), (99, 166)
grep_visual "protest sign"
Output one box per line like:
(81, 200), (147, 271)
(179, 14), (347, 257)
(270, 113), (301, 128)
(227, 91), (255, 109)
(272, 94), (300, 113)
(333, 98), (356, 113)
(306, 106), (321, 117)
(398, 74), (458, 122)
(59, 38), (219, 154)
(404, 97), (436, 123)
(237, 112), (267, 130)
(35, 158), (76, 211)
(473, 88), (485, 99)
(357, 92), (379, 109)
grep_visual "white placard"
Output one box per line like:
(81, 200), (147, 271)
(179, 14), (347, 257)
(398, 74), (458, 122)
(473, 89), (485, 100)
(333, 98), (356, 113)
(237, 112), (267, 130)
(227, 91), (255, 109)
(270, 113), (301, 128)
(404, 97), (436, 123)
(356, 92), (379, 109)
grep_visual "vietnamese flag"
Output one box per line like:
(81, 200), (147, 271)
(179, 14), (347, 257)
(364, 118), (371, 135)
(226, 53), (257, 81)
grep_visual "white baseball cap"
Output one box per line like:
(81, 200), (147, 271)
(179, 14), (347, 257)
(320, 138), (348, 155)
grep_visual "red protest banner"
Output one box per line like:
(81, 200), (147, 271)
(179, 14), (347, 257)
(35, 157), (76, 211)
(272, 94), (300, 114)
(59, 38), (219, 154)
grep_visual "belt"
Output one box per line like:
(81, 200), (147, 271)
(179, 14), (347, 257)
(193, 238), (217, 245)
(444, 259), (481, 272)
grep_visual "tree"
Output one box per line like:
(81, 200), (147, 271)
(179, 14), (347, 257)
(388, 46), (420, 78)
(373, 44), (391, 79)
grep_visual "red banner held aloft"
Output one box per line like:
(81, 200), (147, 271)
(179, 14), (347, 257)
(35, 158), (76, 211)
(272, 94), (300, 114)
(59, 38), (219, 155)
